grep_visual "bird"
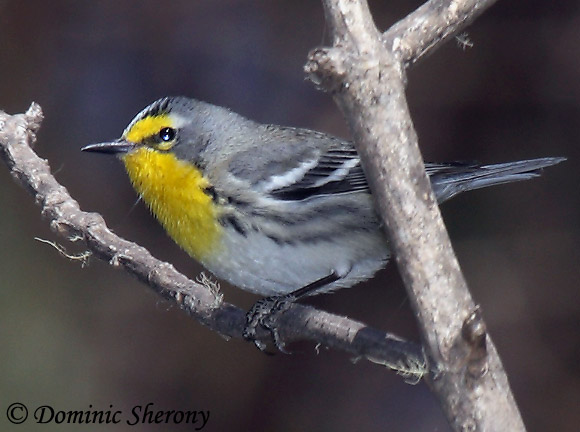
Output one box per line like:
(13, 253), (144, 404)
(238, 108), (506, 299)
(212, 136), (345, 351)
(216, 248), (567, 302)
(82, 96), (565, 349)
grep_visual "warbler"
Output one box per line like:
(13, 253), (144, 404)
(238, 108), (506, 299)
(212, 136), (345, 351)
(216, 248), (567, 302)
(82, 96), (564, 348)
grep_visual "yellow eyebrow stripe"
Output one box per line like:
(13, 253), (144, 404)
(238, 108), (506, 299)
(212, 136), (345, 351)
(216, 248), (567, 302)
(125, 114), (172, 143)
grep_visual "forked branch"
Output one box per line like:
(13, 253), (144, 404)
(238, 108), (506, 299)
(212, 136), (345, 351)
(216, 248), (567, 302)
(306, 0), (523, 431)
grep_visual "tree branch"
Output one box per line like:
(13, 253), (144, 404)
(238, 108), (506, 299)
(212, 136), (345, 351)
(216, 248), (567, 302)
(0, 103), (427, 380)
(305, 0), (524, 430)
(385, 0), (499, 66)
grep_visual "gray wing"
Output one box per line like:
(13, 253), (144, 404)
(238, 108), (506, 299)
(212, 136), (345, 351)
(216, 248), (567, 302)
(227, 125), (369, 202)
(227, 123), (565, 204)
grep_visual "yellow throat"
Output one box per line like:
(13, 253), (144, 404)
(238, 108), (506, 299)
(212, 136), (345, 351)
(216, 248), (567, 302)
(120, 115), (222, 261)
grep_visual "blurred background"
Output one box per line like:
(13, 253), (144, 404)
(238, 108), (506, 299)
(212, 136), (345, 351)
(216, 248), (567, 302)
(0, 1), (578, 431)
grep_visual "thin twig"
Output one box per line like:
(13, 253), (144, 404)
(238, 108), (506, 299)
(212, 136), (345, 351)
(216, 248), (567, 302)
(0, 103), (427, 379)
(384, 0), (499, 66)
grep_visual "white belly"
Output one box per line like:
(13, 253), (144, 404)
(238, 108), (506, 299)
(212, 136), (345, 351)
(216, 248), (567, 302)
(201, 228), (390, 297)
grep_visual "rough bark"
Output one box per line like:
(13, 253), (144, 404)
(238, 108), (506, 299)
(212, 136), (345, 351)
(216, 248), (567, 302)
(304, 0), (524, 430)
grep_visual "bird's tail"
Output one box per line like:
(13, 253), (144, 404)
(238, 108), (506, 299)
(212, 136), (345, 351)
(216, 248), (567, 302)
(429, 157), (566, 203)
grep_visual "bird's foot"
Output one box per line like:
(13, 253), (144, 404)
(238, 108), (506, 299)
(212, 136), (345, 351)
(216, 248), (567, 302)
(243, 294), (296, 353)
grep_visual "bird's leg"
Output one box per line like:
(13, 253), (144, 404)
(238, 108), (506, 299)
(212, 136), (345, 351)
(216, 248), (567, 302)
(243, 272), (340, 352)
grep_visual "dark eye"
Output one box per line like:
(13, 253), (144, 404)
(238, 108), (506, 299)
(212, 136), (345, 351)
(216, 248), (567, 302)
(159, 127), (176, 142)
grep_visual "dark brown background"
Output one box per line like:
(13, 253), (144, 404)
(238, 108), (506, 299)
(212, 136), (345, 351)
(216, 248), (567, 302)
(1, 1), (578, 431)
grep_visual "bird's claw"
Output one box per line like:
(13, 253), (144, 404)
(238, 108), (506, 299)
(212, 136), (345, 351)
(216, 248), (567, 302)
(243, 295), (294, 353)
